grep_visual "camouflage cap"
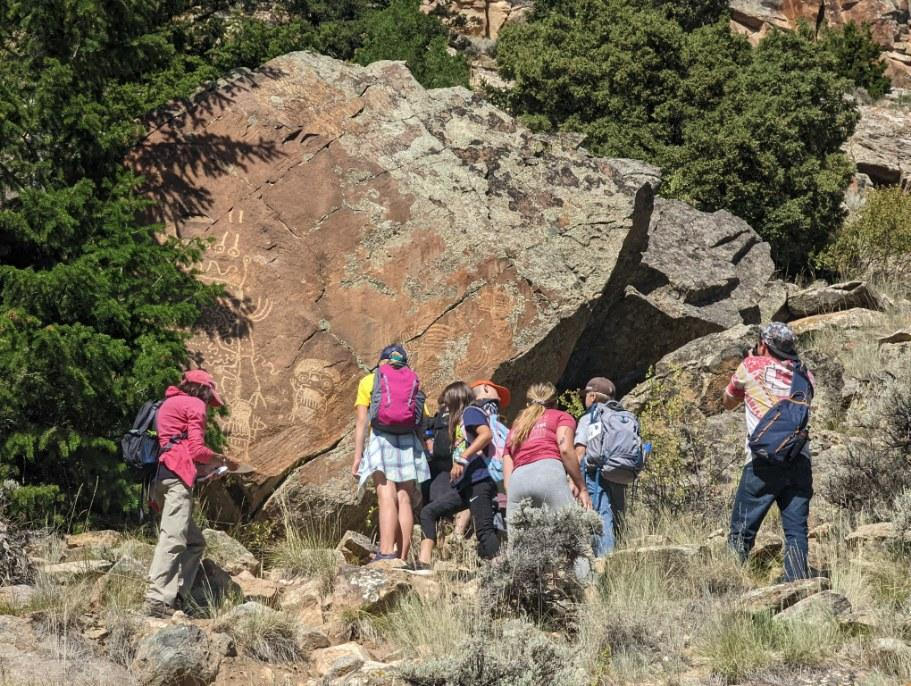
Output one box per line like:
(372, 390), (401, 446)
(760, 322), (799, 361)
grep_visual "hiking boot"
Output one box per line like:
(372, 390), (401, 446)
(143, 600), (175, 618)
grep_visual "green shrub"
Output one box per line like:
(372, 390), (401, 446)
(480, 501), (600, 628)
(822, 373), (911, 519)
(635, 367), (731, 519)
(818, 186), (911, 281)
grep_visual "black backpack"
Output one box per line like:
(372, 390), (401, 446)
(426, 410), (452, 471)
(121, 400), (183, 480)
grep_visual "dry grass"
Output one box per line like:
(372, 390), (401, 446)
(214, 605), (307, 663)
(360, 585), (477, 661)
(268, 499), (341, 594)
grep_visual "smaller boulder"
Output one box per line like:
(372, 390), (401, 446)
(279, 578), (326, 627)
(846, 522), (909, 544)
(297, 627), (331, 653)
(131, 623), (224, 686)
(189, 558), (242, 608)
(786, 280), (882, 319)
(312, 642), (372, 677)
(202, 529), (258, 576)
(0, 584), (34, 607)
(232, 570), (280, 606)
(772, 590), (851, 623)
(40, 559), (112, 581)
(323, 654), (364, 682)
(336, 531), (378, 565)
(330, 566), (411, 615)
(739, 577), (830, 615)
(790, 308), (886, 336)
(748, 539), (782, 565)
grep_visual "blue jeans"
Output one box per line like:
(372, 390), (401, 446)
(584, 464), (626, 556)
(728, 456), (812, 581)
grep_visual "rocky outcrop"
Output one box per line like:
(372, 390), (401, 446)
(846, 93), (911, 189)
(739, 577), (831, 614)
(729, 1), (911, 87)
(130, 51), (776, 517)
(560, 198), (774, 394)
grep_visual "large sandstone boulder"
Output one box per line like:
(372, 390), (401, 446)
(132, 51), (773, 517)
(729, 2), (911, 87)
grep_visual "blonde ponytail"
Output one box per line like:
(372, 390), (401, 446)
(508, 382), (558, 451)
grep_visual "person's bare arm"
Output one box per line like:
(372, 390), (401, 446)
(723, 390), (742, 411)
(575, 444), (585, 464)
(558, 426), (590, 508)
(352, 405), (368, 477)
(462, 424), (492, 459)
(503, 454), (514, 491)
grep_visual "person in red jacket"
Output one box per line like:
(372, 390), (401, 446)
(144, 369), (236, 617)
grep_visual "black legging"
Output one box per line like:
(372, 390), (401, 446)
(419, 475), (500, 560)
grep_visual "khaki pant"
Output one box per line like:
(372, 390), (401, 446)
(145, 478), (205, 607)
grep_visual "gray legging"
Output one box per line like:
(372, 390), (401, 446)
(506, 457), (574, 522)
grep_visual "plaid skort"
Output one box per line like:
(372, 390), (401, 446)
(359, 430), (431, 486)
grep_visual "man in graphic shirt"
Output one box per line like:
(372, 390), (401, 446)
(723, 323), (815, 581)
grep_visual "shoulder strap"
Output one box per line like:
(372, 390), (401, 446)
(789, 362), (812, 400)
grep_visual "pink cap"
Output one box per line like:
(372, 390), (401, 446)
(182, 369), (224, 407)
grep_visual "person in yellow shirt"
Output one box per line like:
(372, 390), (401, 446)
(352, 344), (430, 562)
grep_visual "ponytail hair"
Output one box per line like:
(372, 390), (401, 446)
(508, 382), (557, 451)
(440, 381), (474, 445)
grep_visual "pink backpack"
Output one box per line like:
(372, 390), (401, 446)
(368, 365), (425, 434)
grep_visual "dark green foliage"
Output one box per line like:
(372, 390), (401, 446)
(496, 0), (874, 272)
(664, 29), (858, 272)
(0, 1), (225, 523)
(818, 21), (891, 99)
(354, 0), (470, 88)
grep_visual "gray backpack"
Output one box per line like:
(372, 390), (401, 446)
(583, 401), (644, 485)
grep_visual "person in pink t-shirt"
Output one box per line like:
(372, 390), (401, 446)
(503, 382), (591, 522)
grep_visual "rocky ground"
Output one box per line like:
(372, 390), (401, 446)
(0, 278), (909, 685)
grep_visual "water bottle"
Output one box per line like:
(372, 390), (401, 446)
(642, 442), (653, 462)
